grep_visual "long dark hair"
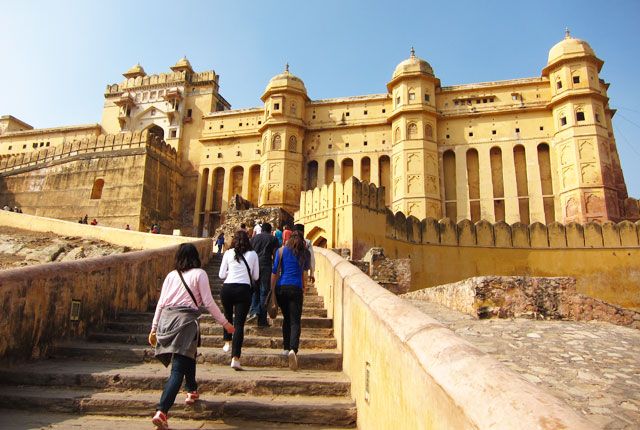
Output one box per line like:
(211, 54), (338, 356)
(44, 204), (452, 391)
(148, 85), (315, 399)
(231, 229), (253, 262)
(174, 243), (201, 272)
(286, 230), (308, 267)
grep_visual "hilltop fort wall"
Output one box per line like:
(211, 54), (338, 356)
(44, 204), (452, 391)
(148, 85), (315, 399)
(0, 129), (183, 232)
(296, 178), (640, 309)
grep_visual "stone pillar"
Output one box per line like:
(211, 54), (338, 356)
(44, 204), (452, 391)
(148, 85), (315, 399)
(204, 171), (214, 212)
(370, 155), (380, 186)
(353, 156), (362, 181)
(502, 145), (520, 224)
(317, 160), (326, 188)
(221, 167), (232, 211)
(241, 165), (251, 202)
(525, 144), (545, 223)
(455, 146), (470, 221)
(478, 147), (495, 222)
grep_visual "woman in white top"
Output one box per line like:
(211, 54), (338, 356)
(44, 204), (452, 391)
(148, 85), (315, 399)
(219, 229), (259, 370)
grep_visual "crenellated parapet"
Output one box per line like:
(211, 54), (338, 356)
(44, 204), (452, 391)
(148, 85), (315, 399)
(105, 70), (218, 96)
(0, 131), (178, 175)
(384, 212), (640, 249)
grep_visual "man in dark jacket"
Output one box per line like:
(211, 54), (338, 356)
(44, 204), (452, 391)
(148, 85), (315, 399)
(249, 222), (280, 326)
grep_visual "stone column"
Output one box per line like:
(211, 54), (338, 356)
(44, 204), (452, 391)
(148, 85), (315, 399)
(478, 147), (495, 222)
(455, 146), (470, 221)
(221, 167), (232, 211)
(317, 160), (326, 188)
(501, 144), (520, 224)
(370, 155), (380, 186)
(204, 170), (214, 212)
(525, 144), (545, 223)
(241, 165), (251, 202)
(353, 156), (362, 181)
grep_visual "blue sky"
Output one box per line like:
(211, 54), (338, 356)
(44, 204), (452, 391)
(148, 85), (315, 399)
(2, 1), (639, 196)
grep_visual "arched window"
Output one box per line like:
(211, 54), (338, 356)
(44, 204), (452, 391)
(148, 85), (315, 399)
(272, 133), (281, 150)
(394, 127), (401, 143)
(91, 179), (105, 200)
(575, 108), (586, 122)
(425, 124), (433, 140)
(407, 122), (417, 138)
(290, 102), (297, 115)
(288, 136), (297, 152)
(408, 88), (416, 102)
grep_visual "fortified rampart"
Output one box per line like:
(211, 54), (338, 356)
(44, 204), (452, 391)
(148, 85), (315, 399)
(0, 210), (211, 362)
(0, 130), (183, 232)
(296, 178), (640, 309)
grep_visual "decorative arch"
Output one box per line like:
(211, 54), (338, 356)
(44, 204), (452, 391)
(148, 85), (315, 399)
(394, 127), (401, 143)
(425, 123), (434, 140)
(407, 122), (418, 138)
(307, 226), (328, 248)
(288, 135), (297, 152)
(145, 124), (165, 141)
(272, 133), (281, 150)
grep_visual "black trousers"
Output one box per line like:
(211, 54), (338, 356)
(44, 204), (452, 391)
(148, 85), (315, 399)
(221, 282), (252, 358)
(276, 285), (304, 353)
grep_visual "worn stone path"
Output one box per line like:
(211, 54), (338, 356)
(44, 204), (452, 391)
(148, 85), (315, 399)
(407, 299), (640, 429)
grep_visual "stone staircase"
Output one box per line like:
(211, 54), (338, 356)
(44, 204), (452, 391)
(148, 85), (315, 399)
(0, 254), (356, 428)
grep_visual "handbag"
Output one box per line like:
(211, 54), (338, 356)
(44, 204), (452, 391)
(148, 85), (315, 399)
(239, 252), (258, 294)
(266, 248), (283, 319)
(177, 271), (202, 347)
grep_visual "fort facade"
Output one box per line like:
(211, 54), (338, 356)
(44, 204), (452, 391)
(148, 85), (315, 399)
(0, 31), (637, 234)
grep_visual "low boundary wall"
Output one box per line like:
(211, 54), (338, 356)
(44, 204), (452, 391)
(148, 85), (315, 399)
(314, 247), (595, 429)
(0, 211), (211, 361)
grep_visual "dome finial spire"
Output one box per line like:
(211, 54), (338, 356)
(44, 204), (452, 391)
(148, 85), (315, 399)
(285, 62), (289, 73)
(410, 46), (415, 57)
(565, 27), (571, 39)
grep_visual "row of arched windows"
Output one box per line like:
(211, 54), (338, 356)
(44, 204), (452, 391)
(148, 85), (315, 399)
(265, 134), (298, 152)
(394, 123), (434, 142)
(442, 143), (555, 224)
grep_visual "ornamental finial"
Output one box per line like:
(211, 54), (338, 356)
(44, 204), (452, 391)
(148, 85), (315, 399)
(410, 47), (415, 57)
(285, 62), (289, 73)
(565, 27), (571, 39)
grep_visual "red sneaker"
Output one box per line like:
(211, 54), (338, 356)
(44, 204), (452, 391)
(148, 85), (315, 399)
(185, 391), (199, 405)
(152, 410), (169, 429)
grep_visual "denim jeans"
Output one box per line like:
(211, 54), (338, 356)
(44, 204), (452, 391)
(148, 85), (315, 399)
(158, 353), (196, 413)
(221, 282), (252, 358)
(276, 285), (304, 353)
(249, 266), (272, 325)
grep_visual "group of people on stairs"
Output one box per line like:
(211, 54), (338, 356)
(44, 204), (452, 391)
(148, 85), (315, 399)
(147, 222), (315, 430)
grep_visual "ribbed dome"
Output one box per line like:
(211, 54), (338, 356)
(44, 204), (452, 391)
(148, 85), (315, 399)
(123, 63), (146, 79)
(264, 64), (307, 95)
(392, 48), (434, 79)
(547, 30), (596, 65)
(171, 56), (193, 72)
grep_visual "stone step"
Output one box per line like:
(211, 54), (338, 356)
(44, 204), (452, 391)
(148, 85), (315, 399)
(51, 343), (343, 371)
(0, 385), (357, 427)
(118, 307), (327, 322)
(0, 360), (350, 397)
(104, 321), (334, 337)
(208, 286), (320, 296)
(0, 409), (351, 430)
(88, 332), (337, 350)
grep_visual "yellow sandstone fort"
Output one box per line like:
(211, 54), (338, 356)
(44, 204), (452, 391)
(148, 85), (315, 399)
(1, 31), (638, 235)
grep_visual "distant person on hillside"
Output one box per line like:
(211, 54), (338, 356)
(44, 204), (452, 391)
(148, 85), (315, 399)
(215, 232), (225, 254)
(90, 218), (98, 226)
(252, 219), (262, 237)
(294, 223), (315, 284)
(125, 224), (131, 230)
(148, 243), (234, 430)
(272, 230), (310, 371)
(249, 222), (279, 327)
(2, 205), (9, 211)
(219, 230), (259, 371)
(282, 223), (292, 244)
(274, 224), (283, 247)
(83, 214), (88, 224)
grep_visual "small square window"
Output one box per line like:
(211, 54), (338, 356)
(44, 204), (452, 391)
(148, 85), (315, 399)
(573, 76), (580, 84)
(455, 101), (459, 106)
(258, 120), (262, 124)
(220, 124), (224, 129)
(512, 94), (518, 101)
(187, 109), (192, 118)
(8, 145), (11, 150)
(364, 141), (368, 146)
(206, 154), (210, 158)
(217, 153), (222, 158)
(328, 144), (332, 149)
(560, 117), (567, 126)
(274, 103), (280, 110)
(170, 130), (177, 138)
(22, 144), (26, 149)
(595, 114), (600, 123)
(312, 115), (316, 119)
(446, 134), (450, 139)
(239, 123), (242, 127)
(382, 140), (386, 144)
(209, 126), (212, 129)
(33, 143), (37, 148)
(346, 143), (350, 148)
(539, 126), (544, 131)
(467, 100), (472, 105)
(40, 142), (44, 147)
(408, 93), (415, 101)
(468, 132), (473, 137)
(424, 94), (430, 102)
(346, 112), (350, 116)
(515, 128), (520, 133)
(364, 110), (367, 115)
(382, 109), (386, 113)
(483, 99), (487, 103)
(492, 130), (496, 135)
(396, 96), (401, 105)
(576, 111), (585, 121)
(557, 81), (563, 89)
(476, 100), (481, 104)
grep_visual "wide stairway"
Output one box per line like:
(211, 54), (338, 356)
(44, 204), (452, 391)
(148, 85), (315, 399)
(0, 254), (357, 428)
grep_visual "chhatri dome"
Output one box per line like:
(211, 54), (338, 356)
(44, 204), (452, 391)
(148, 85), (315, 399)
(262, 63), (307, 99)
(392, 47), (435, 79)
(122, 63), (146, 79)
(547, 28), (597, 65)
(171, 56), (194, 73)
